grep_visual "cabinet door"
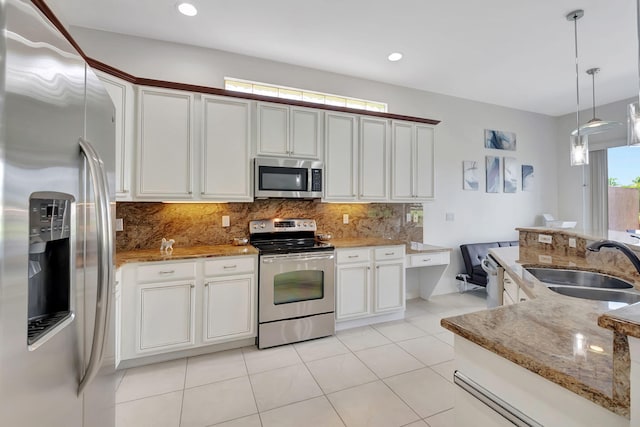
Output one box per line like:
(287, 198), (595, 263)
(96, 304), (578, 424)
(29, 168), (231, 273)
(290, 107), (321, 159)
(324, 112), (358, 201)
(414, 125), (435, 200)
(336, 263), (371, 320)
(135, 280), (196, 353)
(360, 117), (388, 200)
(256, 103), (289, 156)
(137, 87), (194, 199)
(391, 121), (414, 200)
(201, 96), (252, 201)
(96, 71), (134, 200)
(374, 261), (405, 313)
(203, 274), (255, 343)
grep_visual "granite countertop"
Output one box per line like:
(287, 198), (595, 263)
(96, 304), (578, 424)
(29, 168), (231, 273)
(330, 238), (451, 254)
(116, 245), (258, 268)
(441, 245), (631, 417)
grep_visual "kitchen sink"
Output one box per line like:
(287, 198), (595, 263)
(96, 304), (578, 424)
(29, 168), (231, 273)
(547, 286), (640, 305)
(525, 267), (634, 289)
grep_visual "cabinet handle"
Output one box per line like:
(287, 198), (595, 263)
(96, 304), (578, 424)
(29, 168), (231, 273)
(223, 265), (237, 269)
(376, 265), (379, 269)
(348, 255), (359, 259)
(423, 258), (431, 262)
(190, 284), (195, 288)
(158, 270), (175, 275)
(384, 252), (395, 256)
(188, 191), (193, 194)
(204, 283), (209, 287)
(367, 266), (371, 270)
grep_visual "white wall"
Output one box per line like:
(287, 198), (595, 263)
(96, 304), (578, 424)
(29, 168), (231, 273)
(73, 27), (560, 295)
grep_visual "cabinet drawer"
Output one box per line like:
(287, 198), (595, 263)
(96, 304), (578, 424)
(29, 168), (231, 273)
(337, 248), (371, 264)
(374, 246), (405, 261)
(204, 256), (255, 276)
(408, 251), (450, 267)
(136, 261), (197, 283)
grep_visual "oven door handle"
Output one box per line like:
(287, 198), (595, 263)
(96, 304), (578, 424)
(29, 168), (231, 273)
(262, 253), (335, 263)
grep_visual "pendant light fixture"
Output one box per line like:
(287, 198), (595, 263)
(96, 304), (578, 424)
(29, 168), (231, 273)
(628, 0), (640, 146)
(567, 9), (588, 166)
(570, 67), (622, 137)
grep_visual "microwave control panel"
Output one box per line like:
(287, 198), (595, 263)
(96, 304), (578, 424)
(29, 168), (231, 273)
(311, 169), (322, 192)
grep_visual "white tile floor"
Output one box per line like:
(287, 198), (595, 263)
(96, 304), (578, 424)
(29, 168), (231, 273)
(115, 291), (486, 427)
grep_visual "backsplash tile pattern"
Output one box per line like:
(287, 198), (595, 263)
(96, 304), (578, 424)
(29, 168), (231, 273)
(116, 201), (422, 251)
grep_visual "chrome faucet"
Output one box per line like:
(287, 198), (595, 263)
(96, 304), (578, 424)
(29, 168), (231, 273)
(587, 240), (640, 273)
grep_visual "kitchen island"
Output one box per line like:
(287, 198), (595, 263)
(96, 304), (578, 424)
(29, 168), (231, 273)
(441, 228), (640, 426)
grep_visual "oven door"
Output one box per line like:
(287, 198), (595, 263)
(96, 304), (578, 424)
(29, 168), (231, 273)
(259, 251), (335, 323)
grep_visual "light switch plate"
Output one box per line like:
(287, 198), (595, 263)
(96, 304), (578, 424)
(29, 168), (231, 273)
(569, 238), (577, 248)
(343, 214), (349, 224)
(115, 218), (123, 232)
(222, 215), (230, 227)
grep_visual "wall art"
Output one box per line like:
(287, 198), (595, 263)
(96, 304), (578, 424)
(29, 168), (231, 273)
(522, 165), (534, 191)
(485, 156), (501, 193)
(503, 157), (518, 193)
(462, 161), (479, 191)
(485, 129), (517, 151)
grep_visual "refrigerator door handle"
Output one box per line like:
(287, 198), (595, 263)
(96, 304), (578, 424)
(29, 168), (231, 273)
(78, 137), (114, 396)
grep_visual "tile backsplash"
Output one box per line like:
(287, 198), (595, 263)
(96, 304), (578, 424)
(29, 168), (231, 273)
(116, 200), (423, 251)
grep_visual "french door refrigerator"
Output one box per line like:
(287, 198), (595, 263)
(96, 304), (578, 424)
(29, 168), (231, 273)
(0, 1), (116, 426)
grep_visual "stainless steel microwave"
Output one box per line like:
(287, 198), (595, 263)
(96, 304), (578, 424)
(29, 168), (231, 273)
(254, 157), (323, 199)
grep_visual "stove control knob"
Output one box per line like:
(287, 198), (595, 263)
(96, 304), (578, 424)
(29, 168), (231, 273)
(260, 223), (266, 228)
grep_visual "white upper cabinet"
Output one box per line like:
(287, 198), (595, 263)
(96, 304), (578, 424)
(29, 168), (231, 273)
(324, 114), (389, 202)
(95, 70), (135, 201)
(323, 112), (358, 201)
(359, 117), (388, 201)
(136, 87), (194, 199)
(391, 121), (435, 201)
(201, 95), (252, 201)
(256, 102), (322, 159)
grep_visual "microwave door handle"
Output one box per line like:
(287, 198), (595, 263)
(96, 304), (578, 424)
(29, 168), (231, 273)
(78, 137), (114, 396)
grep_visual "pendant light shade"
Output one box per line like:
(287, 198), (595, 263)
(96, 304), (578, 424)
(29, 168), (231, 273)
(567, 9), (588, 166)
(570, 68), (622, 137)
(628, 0), (640, 146)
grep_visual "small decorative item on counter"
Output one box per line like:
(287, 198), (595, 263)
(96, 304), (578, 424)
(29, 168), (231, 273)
(160, 238), (175, 253)
(232, 237), (248, 246)
(316, 233), (332, 241)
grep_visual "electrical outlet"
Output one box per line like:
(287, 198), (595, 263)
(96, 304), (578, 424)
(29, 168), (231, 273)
(222, 215), (230, 227)
(115, 218), (123, 232)
(343, 214), (349, 224)
(538, 234), (552, 244)
(538, 255), (553, 264)
(569, 238), (577, 248)
(445, 212), (454, 221)
(406, 213), (412, 222)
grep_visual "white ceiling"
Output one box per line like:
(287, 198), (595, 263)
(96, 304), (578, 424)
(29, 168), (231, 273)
(46, 0), (638, 117)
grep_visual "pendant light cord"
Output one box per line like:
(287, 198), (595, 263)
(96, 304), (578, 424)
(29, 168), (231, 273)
(591, 71), (596, 120)
(637, 0), (640, 105)
(573, 12), (581, 137)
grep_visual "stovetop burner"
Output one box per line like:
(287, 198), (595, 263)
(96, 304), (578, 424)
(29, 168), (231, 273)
(249, 219), (334, 255)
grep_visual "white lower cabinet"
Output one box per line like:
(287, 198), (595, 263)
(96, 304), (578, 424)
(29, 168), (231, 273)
(203, 257), (256, 344)
(137, 280), (196, 352)
(119, 255), (257, 362)
(336, 245), (405, 322)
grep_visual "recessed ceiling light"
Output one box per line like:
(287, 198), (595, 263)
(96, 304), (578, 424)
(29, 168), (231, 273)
(177, 2), (198, 16)
(387, 52), (403, 62)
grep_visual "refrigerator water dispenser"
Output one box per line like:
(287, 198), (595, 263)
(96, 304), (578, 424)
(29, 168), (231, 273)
(27, 192), (74, 348)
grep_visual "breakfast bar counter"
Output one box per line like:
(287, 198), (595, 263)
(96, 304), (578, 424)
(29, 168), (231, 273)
(441, 240), (639, 421)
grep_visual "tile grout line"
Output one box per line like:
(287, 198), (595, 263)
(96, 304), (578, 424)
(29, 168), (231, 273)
(178, 357), (188, 427)
(241, 347), (265, 427)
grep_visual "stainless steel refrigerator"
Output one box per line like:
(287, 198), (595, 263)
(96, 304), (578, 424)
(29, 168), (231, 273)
(0, 1), (116, 426)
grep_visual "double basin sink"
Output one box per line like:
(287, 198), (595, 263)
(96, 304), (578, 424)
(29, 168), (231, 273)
(525, 267), (640, 305)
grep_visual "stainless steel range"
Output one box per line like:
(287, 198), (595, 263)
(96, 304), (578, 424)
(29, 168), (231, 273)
(250, 218), (335, 349)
